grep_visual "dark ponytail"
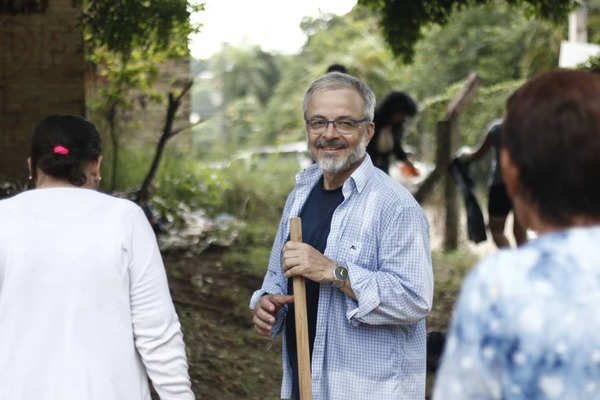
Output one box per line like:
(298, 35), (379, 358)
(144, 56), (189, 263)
(30, 115), (102, 187)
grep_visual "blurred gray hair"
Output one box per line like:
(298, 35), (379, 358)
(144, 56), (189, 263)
(302, 72), (375, 122)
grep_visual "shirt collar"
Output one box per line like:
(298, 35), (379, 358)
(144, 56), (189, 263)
(295, 155), (375, 194)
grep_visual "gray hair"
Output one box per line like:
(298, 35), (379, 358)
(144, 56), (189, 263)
(302, 72), (376, 122)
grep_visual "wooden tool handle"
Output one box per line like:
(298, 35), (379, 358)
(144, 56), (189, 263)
(289, 217), (312, 399)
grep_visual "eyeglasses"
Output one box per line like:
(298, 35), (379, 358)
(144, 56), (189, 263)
(305, 118), (368, 135)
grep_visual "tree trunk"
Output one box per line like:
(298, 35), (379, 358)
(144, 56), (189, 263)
(108, 103), (118, 193)
(135, 81), (194, 204)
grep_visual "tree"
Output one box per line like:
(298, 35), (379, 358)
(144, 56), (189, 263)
(357, 0), (578, 62)
(221, 46), (282, 107)
(77, 0), (199, 60)
(192, 45), (284, 154)
(76, 0), (202, 191)
(136, 81), (195, 204)
(402, 2), (561, 99)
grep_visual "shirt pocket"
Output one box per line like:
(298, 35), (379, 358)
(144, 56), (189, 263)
(339, 240), (363, 264)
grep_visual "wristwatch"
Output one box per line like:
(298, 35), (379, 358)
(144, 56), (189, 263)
(332, 263), (348, 289)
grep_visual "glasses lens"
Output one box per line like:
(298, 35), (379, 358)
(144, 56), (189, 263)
(308, 119), (328, 132)
(334, 119), (356, 134)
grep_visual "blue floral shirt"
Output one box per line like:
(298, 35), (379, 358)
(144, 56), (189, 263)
(250, 155), (433, 399)
(434, 226), (600, 400)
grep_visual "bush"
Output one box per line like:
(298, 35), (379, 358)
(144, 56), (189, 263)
(153, 161), (231, 225)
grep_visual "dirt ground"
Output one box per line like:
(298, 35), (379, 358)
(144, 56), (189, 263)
(161, 245), (283, 399)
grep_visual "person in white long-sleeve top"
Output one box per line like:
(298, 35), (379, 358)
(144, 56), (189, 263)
(0, 114), (194, 400)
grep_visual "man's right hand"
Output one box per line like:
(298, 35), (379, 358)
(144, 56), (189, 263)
(253, 294), (294, 337)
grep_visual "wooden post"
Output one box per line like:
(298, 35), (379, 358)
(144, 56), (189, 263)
(414, 121), (449, 204)
(444, 116), (459, 250)
(414, 72), (481, 208)
(443, 72), (481, 250)
(289, 217), (312, 399)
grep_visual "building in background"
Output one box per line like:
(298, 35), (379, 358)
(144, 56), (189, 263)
(0, 0), (85, 183)
(1, 0), (192, 187)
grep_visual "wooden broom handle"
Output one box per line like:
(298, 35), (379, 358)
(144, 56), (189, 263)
(289, 217), (312, 399)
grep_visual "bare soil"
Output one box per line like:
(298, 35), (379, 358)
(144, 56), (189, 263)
(162, 245), (283, 399)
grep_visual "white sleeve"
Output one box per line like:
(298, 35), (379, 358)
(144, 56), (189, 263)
(127, 206), (195, 400)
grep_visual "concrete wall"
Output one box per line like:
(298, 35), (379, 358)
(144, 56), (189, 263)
(0, 0), (85, 182)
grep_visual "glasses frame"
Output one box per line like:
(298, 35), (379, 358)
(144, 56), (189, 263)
(305, 117), (369, 135)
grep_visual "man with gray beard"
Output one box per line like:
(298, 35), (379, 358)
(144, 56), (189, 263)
(250, 72), (433, 399)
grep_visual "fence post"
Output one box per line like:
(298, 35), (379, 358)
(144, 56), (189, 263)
(413, 72), (481, 250)
(444, 116), (459, 250)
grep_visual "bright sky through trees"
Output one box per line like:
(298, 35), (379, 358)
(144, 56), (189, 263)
(189, 0), (356, 59)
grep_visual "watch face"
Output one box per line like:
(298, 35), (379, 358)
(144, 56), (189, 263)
(335, 265), (348, 280)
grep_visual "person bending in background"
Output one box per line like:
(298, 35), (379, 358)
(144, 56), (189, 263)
(250, 72), (433, 399)
(0, 115), (194, 400)
(457, 111), (527, 248)
(434, 69), (600, 399)
(367, 90), (419, 176)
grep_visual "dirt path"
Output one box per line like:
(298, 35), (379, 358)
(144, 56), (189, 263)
(162, 246), (283, 399)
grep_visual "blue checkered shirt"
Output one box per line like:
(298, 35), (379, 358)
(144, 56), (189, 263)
(250, 155), (433, 399)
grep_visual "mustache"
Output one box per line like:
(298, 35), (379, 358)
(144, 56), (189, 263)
(315, 138), (348, 148)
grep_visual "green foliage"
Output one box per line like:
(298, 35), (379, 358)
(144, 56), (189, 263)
(87, 48), (163, 120)
(209, 2), (562, 155)
(155, 162), (230, 220)
(81, 0), (201, 192)
(587, 0), (600, 45)
(215, 157), (300, 275)
(221, 231), (273, 275)
(112, 141), (155, 188)
(402, 2), (560, 99)
(143, 153), (300, 275)
(356, 0), (576, 63)
(576, 0), (600, 70)
(77, 0), (201, 60)
(251, 58), (310, 146)
(580, 54), (600, 70)
(219, 156), (298, 223)
(147, 147), (298, 233)
(428, 249), (480, 330)
(220, 46), (283, 106)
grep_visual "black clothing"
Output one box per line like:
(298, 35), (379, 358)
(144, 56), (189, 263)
(367, 122), (408, 174)
(449, 158), (487, 243)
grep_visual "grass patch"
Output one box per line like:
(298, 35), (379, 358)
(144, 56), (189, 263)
(428, 249), (480, 331)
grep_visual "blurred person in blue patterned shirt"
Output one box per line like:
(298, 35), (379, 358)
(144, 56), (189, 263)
(433, 69), (600, 400)
(250, 72), (433, 399)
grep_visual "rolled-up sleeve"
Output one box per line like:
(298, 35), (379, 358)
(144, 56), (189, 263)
(345, 204), (433, 326)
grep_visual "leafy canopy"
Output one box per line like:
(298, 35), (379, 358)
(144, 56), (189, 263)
(357, 0), (578, 62)
(75, 0), (202, 61)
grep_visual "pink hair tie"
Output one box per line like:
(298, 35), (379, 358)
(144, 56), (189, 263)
(53, 145), (69, 155)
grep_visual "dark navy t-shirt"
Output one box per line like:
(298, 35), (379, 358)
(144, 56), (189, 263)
(286, 176), (344, 399)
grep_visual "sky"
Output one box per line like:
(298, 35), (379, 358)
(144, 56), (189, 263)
(189, 0), (357, 60)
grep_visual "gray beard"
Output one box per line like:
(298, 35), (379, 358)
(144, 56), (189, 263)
(308, 134), (367, 174)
